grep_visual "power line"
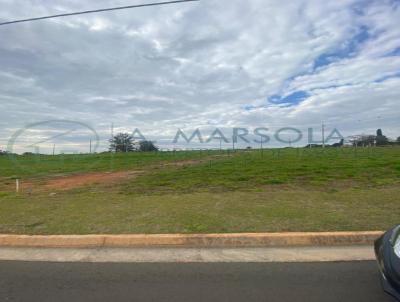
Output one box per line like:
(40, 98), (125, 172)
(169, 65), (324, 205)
(0, 0), (200, 26)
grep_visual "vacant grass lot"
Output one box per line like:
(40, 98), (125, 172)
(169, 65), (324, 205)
(0, 147), (399, 234)
(0, 150), (219, 178)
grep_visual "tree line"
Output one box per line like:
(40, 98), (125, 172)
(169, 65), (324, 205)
(109, 133), (158, 152)
(348, 129), (400, 147)
(1, 129), (399, 155)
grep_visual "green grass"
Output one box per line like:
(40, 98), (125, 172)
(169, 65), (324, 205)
(0, 147), (399, 234)
(0, 187), (399, 234)
(121, 147), (400, 194)
(0, 150), (221, 179)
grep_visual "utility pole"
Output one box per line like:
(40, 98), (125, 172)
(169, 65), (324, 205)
(110, 123), (115, 170)
(111, 122), (114, 152)
(322, 122), (325, 148)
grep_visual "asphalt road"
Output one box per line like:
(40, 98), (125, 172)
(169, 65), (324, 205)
(0, 261), (396, 302)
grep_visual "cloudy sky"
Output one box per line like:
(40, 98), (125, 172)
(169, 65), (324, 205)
(0, 0), (399, 152)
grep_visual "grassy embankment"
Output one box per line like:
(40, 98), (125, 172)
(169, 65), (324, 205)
(0, 147), (399, 234)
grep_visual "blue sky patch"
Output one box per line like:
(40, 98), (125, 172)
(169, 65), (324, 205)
(243, 105), (256, 111)
(268, 91), (310, 106)
(374, 72), (400, 83)
(313, 26), (370, 69)
(386, 47), (400, 57)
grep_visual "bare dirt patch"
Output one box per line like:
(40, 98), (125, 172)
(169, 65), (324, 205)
(44, 171), (142, 191)
(12, 171), (142, 193)
(2, 154), (233, 193)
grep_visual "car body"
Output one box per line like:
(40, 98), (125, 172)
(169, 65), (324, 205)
(375, 225), (400, 301)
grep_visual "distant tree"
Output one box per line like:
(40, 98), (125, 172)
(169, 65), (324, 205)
(23, 152), (36, 156)
(376, 129), (389, 146)
(139, 140), (158, 152)
(348, 134), (375, 147)
(331, 139), (344, 147)
(109, 133), (136, 152)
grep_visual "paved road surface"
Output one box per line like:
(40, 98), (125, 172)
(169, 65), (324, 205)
(0, 261), (396, 302)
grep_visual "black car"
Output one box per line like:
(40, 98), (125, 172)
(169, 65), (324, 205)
(375, 225), (400, 301)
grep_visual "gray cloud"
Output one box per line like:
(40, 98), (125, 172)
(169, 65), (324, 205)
(0, 0), (399, 152)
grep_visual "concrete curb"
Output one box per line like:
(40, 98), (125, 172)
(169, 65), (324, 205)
(0, 231), (383, 248)
(0, 246), (376, 263)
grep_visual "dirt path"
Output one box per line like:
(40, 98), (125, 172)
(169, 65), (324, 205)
(3, 154), (234, 193)
(42, 170), (142, 191)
